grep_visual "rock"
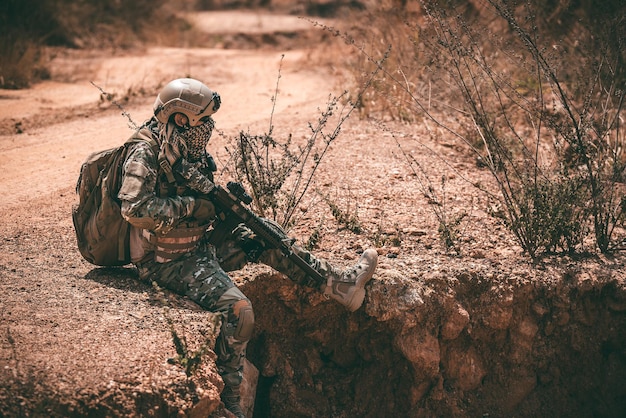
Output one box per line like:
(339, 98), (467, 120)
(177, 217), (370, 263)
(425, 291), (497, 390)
(394, 328), (440, 379)
(482, 289), (514, 330)
(366, 272), (426, 322)
(532, 301), (549, 317)
(444, 346), (487, 391)
(510, 317), (539, 363)
(502, 370), (537, 412)
(189, 395), (220, 418)
(441, 303), (470, 340)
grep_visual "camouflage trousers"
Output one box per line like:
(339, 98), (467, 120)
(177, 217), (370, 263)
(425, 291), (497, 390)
(135, 219), (338, 388)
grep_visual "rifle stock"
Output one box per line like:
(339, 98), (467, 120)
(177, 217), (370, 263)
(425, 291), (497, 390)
(211, 182), (325, 287)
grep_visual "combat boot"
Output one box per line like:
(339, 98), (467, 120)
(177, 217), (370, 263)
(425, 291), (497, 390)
(221, 385), (245, 418)
(323, 248), (378, 312)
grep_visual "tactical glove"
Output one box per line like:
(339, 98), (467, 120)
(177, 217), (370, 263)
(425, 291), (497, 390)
(192, 197), (216, 222)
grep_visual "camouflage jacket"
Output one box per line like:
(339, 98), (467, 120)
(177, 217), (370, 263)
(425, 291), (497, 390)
(118, 120), (215, 262)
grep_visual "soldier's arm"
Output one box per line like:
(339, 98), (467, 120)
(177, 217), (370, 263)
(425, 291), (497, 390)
(118, 142), (195, 234)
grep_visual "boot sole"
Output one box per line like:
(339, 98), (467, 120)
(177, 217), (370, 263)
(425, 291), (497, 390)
(345, 288), (365, 312)
(345, 249), (378, 311)
(354, 249), (378, 289)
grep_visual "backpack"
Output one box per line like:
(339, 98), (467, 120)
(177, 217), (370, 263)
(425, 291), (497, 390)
(72, 128), (159, 266)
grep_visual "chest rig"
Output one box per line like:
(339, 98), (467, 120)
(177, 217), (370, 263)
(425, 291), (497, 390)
(146, 153), (218, 263)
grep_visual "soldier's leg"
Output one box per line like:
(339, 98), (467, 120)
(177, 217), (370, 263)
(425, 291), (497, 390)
(207, 221), (252, 273)
(136, 247), (251, 418)
(213, 286), (252, 418)
(258, 245), (378, 312)
(212, 220), (378, 312)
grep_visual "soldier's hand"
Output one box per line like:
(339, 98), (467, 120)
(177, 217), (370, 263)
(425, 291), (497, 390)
(192, 197), (216, 222)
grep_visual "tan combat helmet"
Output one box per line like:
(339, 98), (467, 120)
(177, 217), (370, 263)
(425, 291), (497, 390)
(153, 78), (221, 127)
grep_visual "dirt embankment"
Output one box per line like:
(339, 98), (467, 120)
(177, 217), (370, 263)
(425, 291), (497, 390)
(243, 260), (626, 417)
(1, 7), (625, 418)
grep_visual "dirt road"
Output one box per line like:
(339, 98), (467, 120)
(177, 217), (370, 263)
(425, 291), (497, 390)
(0, 12), (333, 209)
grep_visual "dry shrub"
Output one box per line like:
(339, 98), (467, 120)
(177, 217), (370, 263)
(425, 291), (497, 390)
(337, 0), (626, 257)
(0, 0), (179, 89)
(339, 7), (426, 122)
(420, 0), (626, 256)
(0, 37), (42, 89)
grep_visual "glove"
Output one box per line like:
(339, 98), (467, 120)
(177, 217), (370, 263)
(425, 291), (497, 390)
(233, 224), (266, 262)
(192, 197), (216, 222)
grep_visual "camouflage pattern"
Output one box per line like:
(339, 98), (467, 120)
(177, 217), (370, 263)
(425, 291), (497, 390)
(211, 221), (337, 288)
(171, 116), (215, 162)
(119, 140), (195, 235)
(118, 118), (336, 388)
(175, 158), (216, 194)
(135, 243), (250, 387)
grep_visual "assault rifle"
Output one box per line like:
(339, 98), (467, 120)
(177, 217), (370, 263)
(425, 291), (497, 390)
(209, 182), (325, 287)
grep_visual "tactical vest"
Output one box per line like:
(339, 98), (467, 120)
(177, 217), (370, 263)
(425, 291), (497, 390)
(145, 155), (217, 263)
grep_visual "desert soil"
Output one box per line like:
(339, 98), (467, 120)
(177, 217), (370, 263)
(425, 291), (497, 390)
(1, 8), (625, 418)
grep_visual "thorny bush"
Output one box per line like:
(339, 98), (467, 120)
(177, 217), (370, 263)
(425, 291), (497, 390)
(342, 0), (626, 258)
(224, 53), (384, 235)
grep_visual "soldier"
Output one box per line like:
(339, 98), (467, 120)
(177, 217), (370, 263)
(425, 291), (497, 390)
(118, 78), (378, 418)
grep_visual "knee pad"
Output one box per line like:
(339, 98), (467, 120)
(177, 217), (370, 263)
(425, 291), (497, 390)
(232, 299), (255, 342)
(217, 287), (255, 342)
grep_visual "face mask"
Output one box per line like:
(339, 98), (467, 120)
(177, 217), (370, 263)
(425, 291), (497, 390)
(171, 117), (215, 162)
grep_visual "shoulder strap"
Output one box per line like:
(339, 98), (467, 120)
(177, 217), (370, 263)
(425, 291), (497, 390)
(127, 126), (177, 184)
(158, 155), (176, 184)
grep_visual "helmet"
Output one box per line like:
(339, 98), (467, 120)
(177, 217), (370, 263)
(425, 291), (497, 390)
(153, 78), (221, 126)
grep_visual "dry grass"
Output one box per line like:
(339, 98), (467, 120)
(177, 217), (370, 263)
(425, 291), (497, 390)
(334, 0), (626, 257)
(0, 0), (185, 89)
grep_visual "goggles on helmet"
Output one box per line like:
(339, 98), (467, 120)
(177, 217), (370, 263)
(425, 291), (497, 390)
(153, 78), (221, 127)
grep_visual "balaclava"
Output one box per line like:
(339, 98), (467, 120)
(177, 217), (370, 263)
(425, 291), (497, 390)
(156, 117), (217, 193)
(170, 116), (215, 162)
